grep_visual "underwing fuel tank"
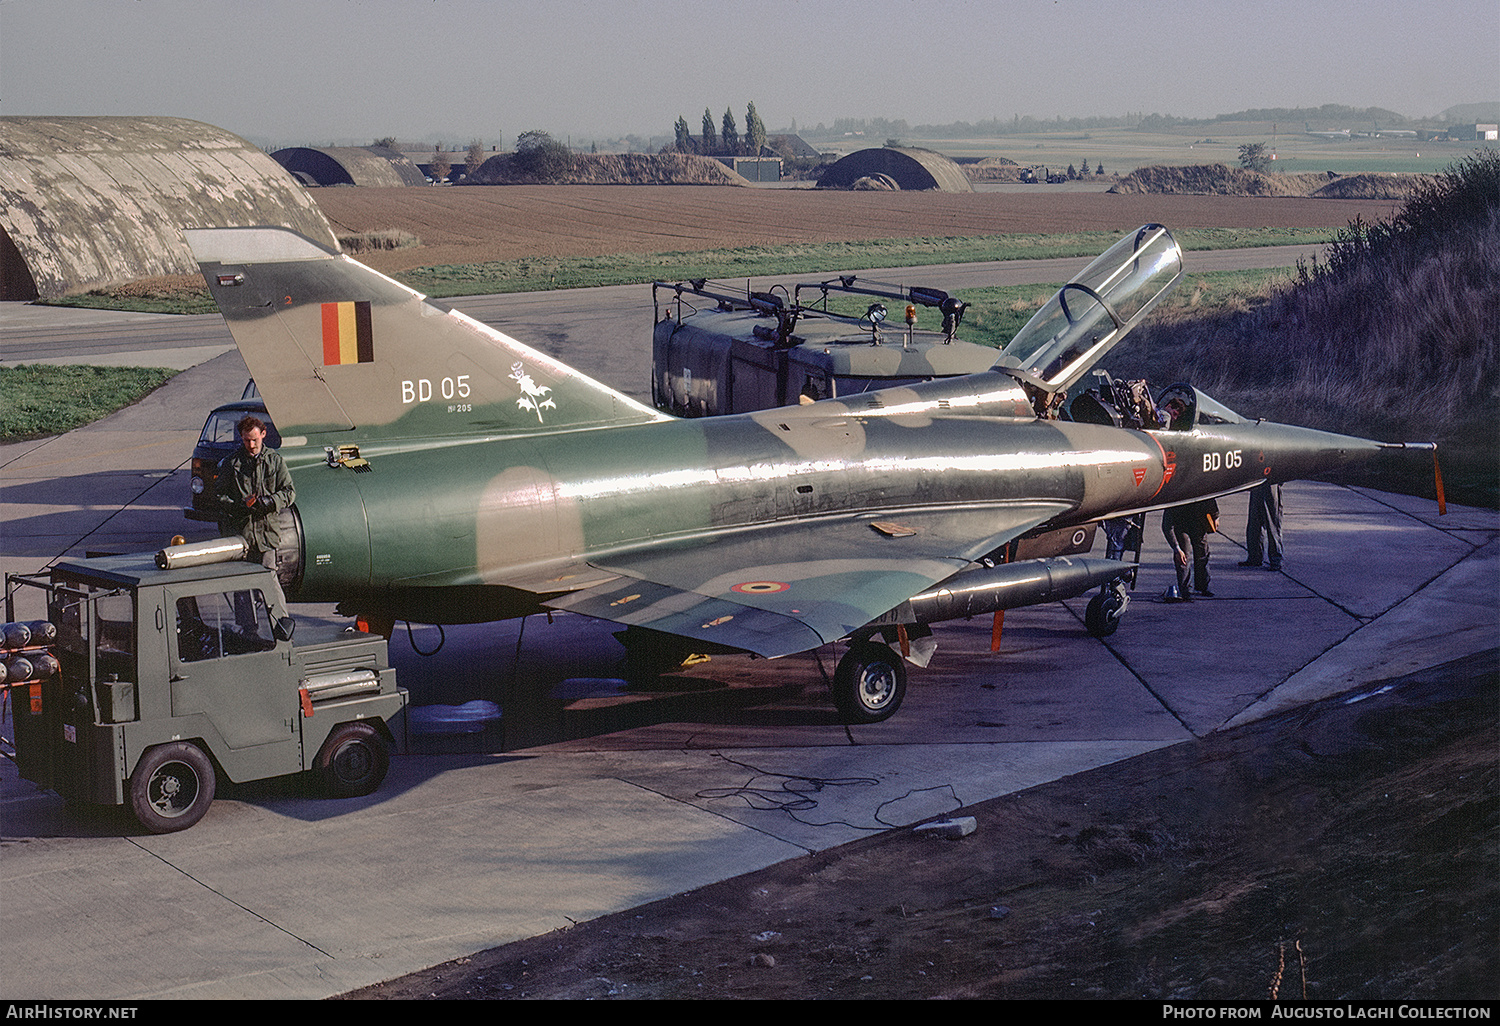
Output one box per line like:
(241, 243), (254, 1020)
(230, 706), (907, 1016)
(874, 555), (1132, 627)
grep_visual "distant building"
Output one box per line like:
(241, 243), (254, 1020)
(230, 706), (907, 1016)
(1441, 123), (1499, 141)
(0, 116), (335, 301)
(767, 134), (821, 159)
(270, 146), (427, 187)
(716, 156), (782, 182)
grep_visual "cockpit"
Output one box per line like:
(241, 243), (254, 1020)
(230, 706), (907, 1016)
(1070, 373), (1247, 431)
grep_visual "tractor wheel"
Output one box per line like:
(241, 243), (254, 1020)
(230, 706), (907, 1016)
(129, 742), (216, 833)
(316, 722), (390, 798)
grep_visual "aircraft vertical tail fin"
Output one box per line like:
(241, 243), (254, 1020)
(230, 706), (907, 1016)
(184, 227), (668, 444)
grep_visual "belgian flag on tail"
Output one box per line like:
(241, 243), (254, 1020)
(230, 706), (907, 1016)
(321, 301), (374, 366)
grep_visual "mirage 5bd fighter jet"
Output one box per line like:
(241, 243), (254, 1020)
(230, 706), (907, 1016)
(183, 225), (1429, 723)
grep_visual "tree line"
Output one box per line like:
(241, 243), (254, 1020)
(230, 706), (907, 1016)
(421, 140), (489, 182)
(799, 104), (1447, 142)
(670, 102), (768, 157)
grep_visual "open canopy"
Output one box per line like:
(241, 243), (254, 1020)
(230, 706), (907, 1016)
(994, 225), (1184, 394)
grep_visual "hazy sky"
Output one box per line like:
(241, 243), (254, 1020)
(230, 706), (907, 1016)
(2, 0), (1495, 147)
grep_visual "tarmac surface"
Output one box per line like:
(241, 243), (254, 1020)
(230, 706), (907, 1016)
(1, 294), (1495, 1000)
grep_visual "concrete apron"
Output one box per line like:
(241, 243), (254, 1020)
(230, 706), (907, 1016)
(1, 354), (1495, 1000)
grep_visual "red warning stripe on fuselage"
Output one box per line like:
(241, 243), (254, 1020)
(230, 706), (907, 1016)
(321, 301), (374, 366)
(1143, 432), (1175, 500)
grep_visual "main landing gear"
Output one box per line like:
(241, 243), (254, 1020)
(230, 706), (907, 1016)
(832, 639), (908, 724)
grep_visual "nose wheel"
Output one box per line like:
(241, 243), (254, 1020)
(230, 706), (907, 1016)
(832, 640), (907, 724)
(1085, 578), (1130, 637)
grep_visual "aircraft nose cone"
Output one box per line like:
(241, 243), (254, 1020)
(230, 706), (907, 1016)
(1264, 427), (1385, 483)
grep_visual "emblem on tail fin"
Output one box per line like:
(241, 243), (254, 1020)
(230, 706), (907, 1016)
(511, 362), (557, 423)
(321, 301), (374, 366)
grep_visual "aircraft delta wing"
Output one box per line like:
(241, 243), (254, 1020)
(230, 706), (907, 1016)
(549, 500), (1073, 657)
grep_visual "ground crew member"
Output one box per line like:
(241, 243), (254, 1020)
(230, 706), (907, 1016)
(214, 415), (295, 571)
(1161, 498), (1218, 601)
(1103, 513), (1144, 561)
(1240, 479), (1284, 570)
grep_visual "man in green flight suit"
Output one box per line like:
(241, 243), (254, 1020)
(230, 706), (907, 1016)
(215, 415), (295, 572)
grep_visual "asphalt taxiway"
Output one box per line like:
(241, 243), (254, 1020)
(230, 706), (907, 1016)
(1, 298), (1494, 1000)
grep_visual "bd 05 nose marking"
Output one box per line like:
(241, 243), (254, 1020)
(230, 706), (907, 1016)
(1204, 449), (1243, 472)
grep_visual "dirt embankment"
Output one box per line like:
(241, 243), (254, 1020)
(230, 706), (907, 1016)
(1112, 163), (1432, 199)
(469, 151), (746, 186)
(1310, 172), (1436, 199)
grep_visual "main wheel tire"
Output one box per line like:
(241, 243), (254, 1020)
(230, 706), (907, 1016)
(832, 641), (907, 724)
(316, 722), (390, 798)
(1085, 591), (1125, 637)
(129, 742), (216, 833)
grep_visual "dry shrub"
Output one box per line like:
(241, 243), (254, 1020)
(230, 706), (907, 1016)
(1124, 153), (1498, 502)
(1136, 210), (1499, 434)
(1278, 210), (1499, 422)
(338, 229), (419, 253)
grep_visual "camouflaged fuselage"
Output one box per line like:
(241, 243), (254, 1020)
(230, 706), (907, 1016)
(183, 227), (1399, 653)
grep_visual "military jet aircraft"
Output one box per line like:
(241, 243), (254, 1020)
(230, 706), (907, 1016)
(183, 225), (1430, 723)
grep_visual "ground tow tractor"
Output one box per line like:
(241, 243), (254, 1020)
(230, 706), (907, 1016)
(4, 537), (406, 833)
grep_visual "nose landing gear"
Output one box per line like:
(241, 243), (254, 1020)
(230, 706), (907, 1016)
(1085, 577), (1131, 638)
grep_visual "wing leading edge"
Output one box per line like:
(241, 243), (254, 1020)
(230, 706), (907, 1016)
(543, 501), (1070, 656)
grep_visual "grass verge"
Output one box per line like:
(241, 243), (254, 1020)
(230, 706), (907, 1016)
(47, 291), (219, 316)
(0, 364), (178, 443)
(400, 227), (1331, 298)
(42, 227), (1334, 313)
(813, 266), (1296, 348)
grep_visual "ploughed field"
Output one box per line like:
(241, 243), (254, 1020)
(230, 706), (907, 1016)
(312, 185), (1402, 274)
